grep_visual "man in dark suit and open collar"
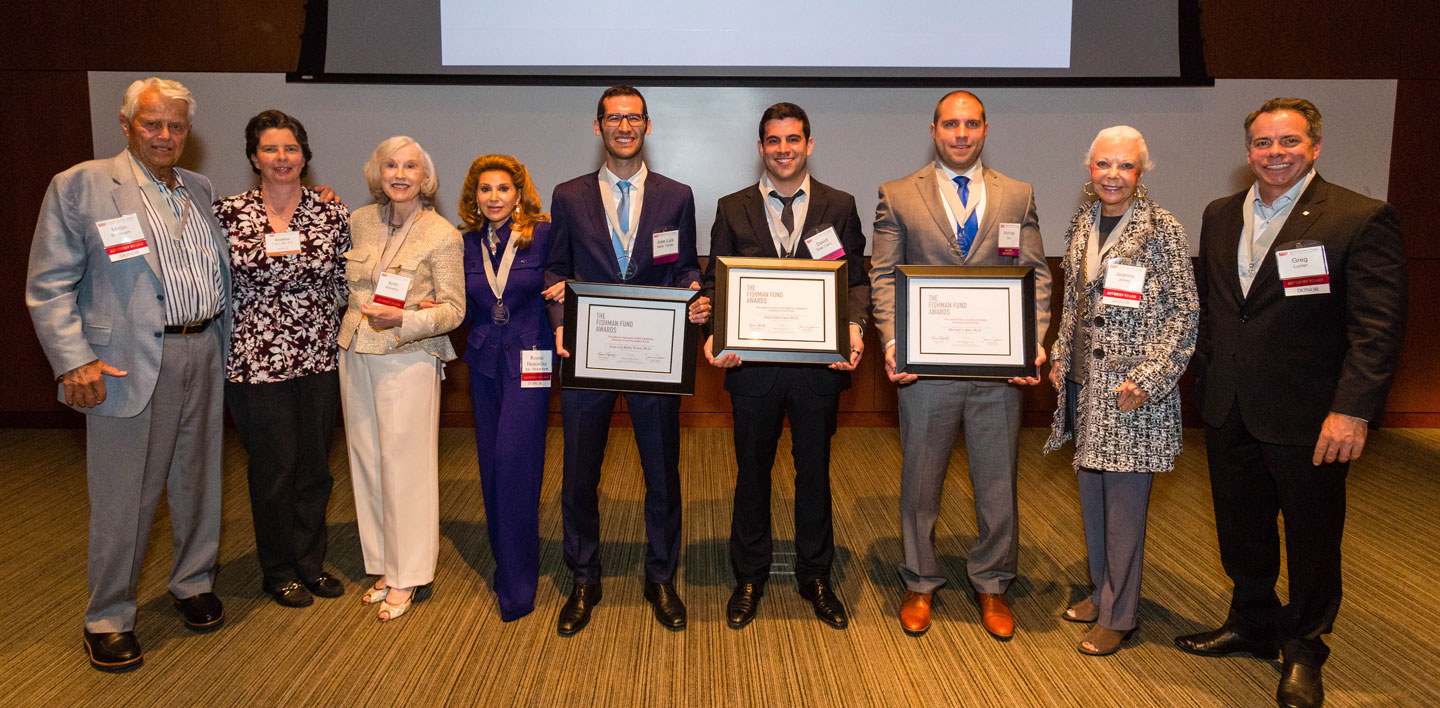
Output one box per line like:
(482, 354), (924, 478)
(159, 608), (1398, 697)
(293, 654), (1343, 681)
(1175, 98), (1407, 708)
(700, 102), (870, 630)
(544, 85), (711, 635)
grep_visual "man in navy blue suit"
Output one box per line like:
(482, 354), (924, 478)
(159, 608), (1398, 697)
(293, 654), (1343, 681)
(544, 86), (710, 634)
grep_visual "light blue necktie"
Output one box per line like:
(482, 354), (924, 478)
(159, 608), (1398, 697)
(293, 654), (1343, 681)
(610, 180), (633, 277)
(617, 180), (632, 231)
(954, 175), (977, 257)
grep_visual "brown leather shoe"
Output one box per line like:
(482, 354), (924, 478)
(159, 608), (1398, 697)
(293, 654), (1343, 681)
(976, 592), (1014, 639)
(899, 591), (933, 635)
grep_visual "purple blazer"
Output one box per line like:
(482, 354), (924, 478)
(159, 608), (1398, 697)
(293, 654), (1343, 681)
(463, 220), (554, 379)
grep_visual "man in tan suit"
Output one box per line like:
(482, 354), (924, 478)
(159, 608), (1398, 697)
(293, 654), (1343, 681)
(870, 90), (1051, 638)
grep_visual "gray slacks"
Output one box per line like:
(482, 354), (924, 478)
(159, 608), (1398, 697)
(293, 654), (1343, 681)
(1066, 379), (1154, 631)
(1077, 469), (1152, 630)
(897, 379), (1021, 594)
(84, 328), (223, 632)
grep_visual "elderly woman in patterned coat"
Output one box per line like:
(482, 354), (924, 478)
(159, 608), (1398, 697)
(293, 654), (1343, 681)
(1043, 125), (1198, 656)
(215, 110), (350, 608)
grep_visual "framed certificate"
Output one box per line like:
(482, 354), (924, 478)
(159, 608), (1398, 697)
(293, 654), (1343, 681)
(712, 256), (848, 364)
(561, 281), (699, 395)
(895, 265), (1037, 379)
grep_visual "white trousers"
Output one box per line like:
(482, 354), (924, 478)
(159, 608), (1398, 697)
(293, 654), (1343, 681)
(339, 348), (441, 588)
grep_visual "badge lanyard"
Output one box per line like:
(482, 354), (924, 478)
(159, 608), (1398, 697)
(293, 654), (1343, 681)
(482, 223), (520, 325)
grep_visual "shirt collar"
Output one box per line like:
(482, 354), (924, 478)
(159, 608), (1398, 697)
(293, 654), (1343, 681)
(1253, 168), (1316, 213)
(937, 158), (984, 184)
(760, 172), (811, 200)
(128, 150), (187, 193)
(600, 163), (648, 190)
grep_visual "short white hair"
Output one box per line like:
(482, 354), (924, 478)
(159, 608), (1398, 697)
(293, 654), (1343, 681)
(1084, 125), (1155, 172)
(120, 77), (196, 123)
(364, 136), (440, 209)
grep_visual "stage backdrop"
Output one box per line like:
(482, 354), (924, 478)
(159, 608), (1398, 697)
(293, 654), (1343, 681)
(88, 73), (1394, 257)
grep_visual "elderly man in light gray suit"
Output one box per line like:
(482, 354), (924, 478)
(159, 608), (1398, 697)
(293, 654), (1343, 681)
(870, 90), (1051, 639)
(26, 77), (229, 672)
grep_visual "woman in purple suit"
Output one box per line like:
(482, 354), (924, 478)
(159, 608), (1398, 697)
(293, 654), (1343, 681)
(457, 154), (556, 620)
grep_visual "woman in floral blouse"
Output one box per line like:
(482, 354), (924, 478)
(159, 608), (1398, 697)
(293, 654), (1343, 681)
(213, 110), (351, 608)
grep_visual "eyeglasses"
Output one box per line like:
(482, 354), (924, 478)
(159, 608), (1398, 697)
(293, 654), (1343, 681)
(601, 113), (648, 128)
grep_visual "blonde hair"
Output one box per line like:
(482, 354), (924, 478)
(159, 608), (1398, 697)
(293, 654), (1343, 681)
(121, 77), (196, 123)
(363, 136), (440, 210)
(457, 154), (549, 250)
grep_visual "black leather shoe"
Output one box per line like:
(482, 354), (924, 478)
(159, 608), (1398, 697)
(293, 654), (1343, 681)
(1174, 625), (1277, 659)
(798, 578), (849, 629)
(82, 630), (143, 672)
(726, 583), (764, 629)
(267, 580), (314, 607)
(643, 580), (687, 629)
(1278, 659), (1324, 708)
(173, 591), (224, 632)
(303, 573), (345, 599)
(557, 583), (602, 636)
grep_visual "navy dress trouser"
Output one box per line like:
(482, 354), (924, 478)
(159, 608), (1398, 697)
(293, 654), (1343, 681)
(561, 389), (683, 585)
(469, 355), (550, 621)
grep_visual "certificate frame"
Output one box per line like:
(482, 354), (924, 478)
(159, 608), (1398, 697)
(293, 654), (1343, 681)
(561, 281), (700, 395)
(713, 256), (849, 364)
(895, 265), (1037, 379)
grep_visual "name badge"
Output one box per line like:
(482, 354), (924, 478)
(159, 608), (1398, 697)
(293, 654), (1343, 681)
(1101, 262), (1146, 308)
(372, 271), (412, 308)
(804, 227), (845, 260)
(520, 349), (552, 388)
(264, 231), (302, 257)
(652, 229), (680, 264)
(96, 214), (150, 262)
(1275, 245), (1330, 296)
(998, 222), (1021, 257)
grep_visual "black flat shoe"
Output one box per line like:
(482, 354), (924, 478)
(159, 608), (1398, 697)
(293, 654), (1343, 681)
(173, 591), (224, 632)
(643, 580), (687, 629)
(303, 573), (345, 599)
(1174, 625), (1277, 659)
(557, 583), (602, 636)
(1278, 659), (1324, 708)
(82, 630), (143, 672)
(726, 583), (764, 629)
(266, 580), (314, 608)
(798, 578), (848, 629)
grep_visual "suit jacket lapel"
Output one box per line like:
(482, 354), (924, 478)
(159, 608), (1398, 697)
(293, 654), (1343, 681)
(1246, 178), (1327, 302)
(792, 180), (832, 259)
(632, 176), (664, 266)
(107, 152), (163, 281)
(915, 168), (954, 243)
(973, 168), (1008, 263)
(1212, 193), (1247, 304)
(742, 187), (780, 258)
(580, 173), (621, 273)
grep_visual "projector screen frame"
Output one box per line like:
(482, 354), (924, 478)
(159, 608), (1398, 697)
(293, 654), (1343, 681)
(288, 0), (1211, 89)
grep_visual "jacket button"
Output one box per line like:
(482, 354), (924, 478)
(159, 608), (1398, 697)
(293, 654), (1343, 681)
(1093, 348), (1105, 360)
(1239, 315), (1249, 323)
(155, 332), (162, 338)
(157, 294), (165, 301)
(1093, 316), (1105, 327)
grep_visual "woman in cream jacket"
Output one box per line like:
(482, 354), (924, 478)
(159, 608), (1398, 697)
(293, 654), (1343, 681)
(338, 136), (463, 622)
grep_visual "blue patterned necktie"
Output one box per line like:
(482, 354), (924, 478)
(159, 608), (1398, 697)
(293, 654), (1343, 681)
(954, 175), (977, 257)
(617, 180), (632, 231)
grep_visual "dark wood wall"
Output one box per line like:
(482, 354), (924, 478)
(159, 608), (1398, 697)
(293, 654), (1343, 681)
(4, 1), (1436, 427)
